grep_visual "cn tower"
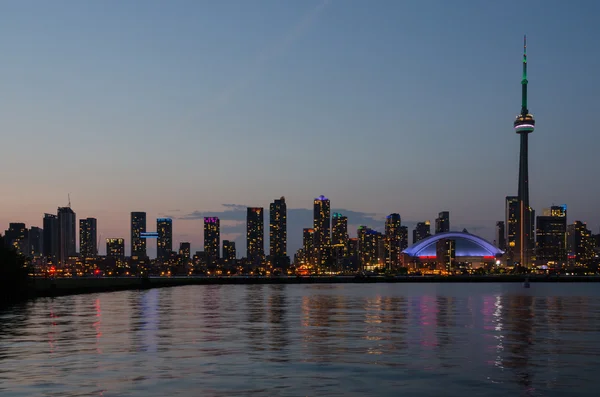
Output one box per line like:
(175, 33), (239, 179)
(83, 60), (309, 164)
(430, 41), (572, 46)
(513, 36), (535, 267)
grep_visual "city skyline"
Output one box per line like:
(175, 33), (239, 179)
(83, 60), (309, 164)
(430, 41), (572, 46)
(2, 1), (600, 255)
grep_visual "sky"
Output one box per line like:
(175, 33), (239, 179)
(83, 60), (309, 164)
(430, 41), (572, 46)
(1, 0), (599, 257)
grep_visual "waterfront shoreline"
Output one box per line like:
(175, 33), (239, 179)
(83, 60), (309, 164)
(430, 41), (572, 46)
(17, 275), (600, 300)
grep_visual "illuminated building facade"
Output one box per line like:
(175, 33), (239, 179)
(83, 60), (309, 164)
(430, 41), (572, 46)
(413, 221), (431, 244)
(79, 217), (97, 258)
(29, 226), (43, 257)
(223, 240), (236, 263)
(179, 242), (191, 258)
(536, 206), (567, 267)
(332, 213), (348, 246)
(302, 228), (315, 264)
(567, 221), (595, 265)
(313, 195), (331, 265)
(204, 217), (220, 261)
(131, 212), (147, 258)
(495, 221), (506, 251)
(106, 238), (125, 260)
(358, 226), (381, 268)
(43, 213), (58, 260)
(505, 196), (519, 257)
(385, 213), (402, 268)
(436, 238), (456, 272)
(58, 206), (76, 265)
(247, 207), (264, 262)
(399, 226), (408, 251)
(269, 197), (287, 266)
(157, 218), (173, 260)
(435, 211), (450, 234)
(4, 223), (28, 255)
(513, 36), (536, 268)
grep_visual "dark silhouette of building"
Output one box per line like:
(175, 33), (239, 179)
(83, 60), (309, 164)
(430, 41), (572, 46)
(567, 221), (595, 265)
(223, 240), (236, 263)
(247, 207), (264, 263)
(43, 213), (58, 260)
(106, 238), (125, 260)
(302, 228), (315, 264)
(29, 226), (43, 257)
(57, 206), (76, 265)
(496, 221), (506, 250)
(179, 242), (191, 258)
(385, 213), (402, 269)
(131, 212), (147, 258)
(435, 211), (450, 234)
(436, 238), (456, 272)
(4, 223), (28, 255)
(513, 37), (536, 268)
(505, 196), (519, 257)
(269, 197), (287, 266)
(79, 217), (97, 258)
(536, 205), (567, 267)
(399, 226), (408, 251)
(203, 217), (220, 261)
(157, 218), (173, 260)
(413, 221), (431, 244)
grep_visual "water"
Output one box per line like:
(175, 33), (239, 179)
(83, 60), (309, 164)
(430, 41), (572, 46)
(1, 283), (599, 396)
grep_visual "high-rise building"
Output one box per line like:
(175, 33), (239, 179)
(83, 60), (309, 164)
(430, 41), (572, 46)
(43, 213), (58, 260)
(203, 217), (220, 261)
(357, 226), (381, 268)
(435, 211), (450, 234)
(313, 195), (331, 265)
(567, 221), (595, 265)
(436, 239), (456, 272)
(399, 226), (409, 251)
(247, 207), (264, 262)
(413, 221), (431, 244)
(385, 213), (402, 269)
(496, 221), (506, 251)
(29, 226), (43, 257)
(536, 207), (567, 267)
(269, 197), (287, 264)
(4, 223), (28, 255)
(157, 218), (173, 260)
(106, 238), (125, 260)
(302, 228), (315, 264)
(332, 213), (349, 246)
(131, 212), (147, 258)
(58, 206), (76, 264)
(513, 36), (536, 268)
(223, 240), (236, 263)
(505, 196), (519, 256)
(79, 218), (97, 258)
(179, 242), (191, 258)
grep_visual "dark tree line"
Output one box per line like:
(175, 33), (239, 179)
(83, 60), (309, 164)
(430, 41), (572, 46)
(0, 235), (31, 305)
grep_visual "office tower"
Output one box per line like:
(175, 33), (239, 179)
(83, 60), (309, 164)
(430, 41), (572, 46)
(357, 227), (381, 268)
(313, 195), (331, 265)
(436, 239), (456, 272)
(223, 240), (236, 263)
(496, 221), (506, 250)
(79, 218), (97, 258)
(303, 228), (315, 264)
(4, 223), (28, 255)
(385, 213), (402, 268)
(399, 226), (409, 251)
(157, 218), (173, 260)
(435, 211), (450, 234)
(203, 217), (220, 261)
(505, 196), (519, 254)
(58, 206), (76, 264)
(179, 242), (191, 258)
(513, 37), (536, 268)
(247, 207), (264, 262)
(29, 226), (43, 257)
(131, 212), (147, 258)
(536, 207), (567, 267)
(43, 213), (58, 260)
(332, 213), (349, 246)
(567, 221), (595, 265)
(106, 238), (125, 260)
(269, 197), (287, 263)
(413, 221), (431, 244)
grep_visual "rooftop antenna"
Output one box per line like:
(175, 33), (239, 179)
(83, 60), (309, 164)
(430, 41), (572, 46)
(68, 193), (71, 208)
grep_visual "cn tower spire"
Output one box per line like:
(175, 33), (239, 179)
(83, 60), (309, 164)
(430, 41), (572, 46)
(521, 35), (528, 114)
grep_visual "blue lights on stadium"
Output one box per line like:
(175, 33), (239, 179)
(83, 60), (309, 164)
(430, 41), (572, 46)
(403, 231), (503, 257)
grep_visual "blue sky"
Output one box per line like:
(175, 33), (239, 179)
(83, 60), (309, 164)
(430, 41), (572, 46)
(1, 0), (599, 256)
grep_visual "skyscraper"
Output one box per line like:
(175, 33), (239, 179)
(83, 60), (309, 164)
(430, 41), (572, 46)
(179, 242), (191, 258)
(157, 218), (173, 260)
(302, 228), (315, 264)
(495, 221), (506, 251)
(204, 217), (220, 261)
(269, 197), (287, 265)
(4, 223), (28, 255)
(106, 238), (125, 260)
(536, 206), (567, 267)
(131, 212), (147, 258)
(399, 226), (409, 251)
(567, 221), (595, 266)
(247, 207), (264, 262)
(29, 226), (43, 257)
(513, 36), (536, 267)
(435, 211), (450, 234)
(385, 213), (402, 269)
(413, 221), (431, 244)
(313, 195), (331, 266)
(223, 240), (236, 263)
(43, 213), (58, 260)
(79, 218), (97, 258)
(505, 196), (519, 256)
(57, 206), (76, 264)
(332, 213), (349, 246)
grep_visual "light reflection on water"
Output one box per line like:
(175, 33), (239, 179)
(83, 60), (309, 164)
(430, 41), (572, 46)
(1, 283), (599, 396)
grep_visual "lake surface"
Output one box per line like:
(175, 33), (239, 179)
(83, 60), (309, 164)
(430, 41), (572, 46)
(1, 283), (599, 396)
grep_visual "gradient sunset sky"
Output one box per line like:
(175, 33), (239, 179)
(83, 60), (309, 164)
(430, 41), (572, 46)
(2, 0), (599, 256)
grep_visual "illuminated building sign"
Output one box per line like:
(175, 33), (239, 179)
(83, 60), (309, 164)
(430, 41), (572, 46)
(140, 232), (159, 239)
(204, 217), (219, 223)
